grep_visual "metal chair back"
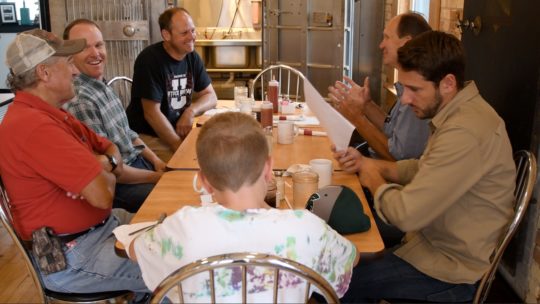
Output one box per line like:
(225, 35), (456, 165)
(0, 97), (14, 124)
(150, 252), (340, 304)
(0, 177), (133, 303)
(107, 76), (133, 109)
(250, 64), (306, 103)
(473, 150), (537, 304)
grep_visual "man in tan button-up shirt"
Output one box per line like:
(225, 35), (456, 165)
(338, 31), (515, 303)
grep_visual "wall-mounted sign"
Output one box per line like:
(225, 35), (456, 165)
(0, 3), (18, 24)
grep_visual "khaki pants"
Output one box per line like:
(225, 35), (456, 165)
(139, 134), (176, 163)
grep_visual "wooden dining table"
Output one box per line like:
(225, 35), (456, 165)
(118, 100), (384, 254)
(168, 100), (341, 170)
(125, 170), (384, 253)
(167, 127), (342, 171)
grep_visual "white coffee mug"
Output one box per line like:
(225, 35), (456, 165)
(193, 173), (213, 205)
(277, 121), (295, 144)
(192, 173), (208, 194)
(309, 158), (333, 189)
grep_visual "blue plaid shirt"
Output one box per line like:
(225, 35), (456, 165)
(66, 73), (141, 164)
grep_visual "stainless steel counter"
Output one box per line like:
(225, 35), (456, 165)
(196, 39), (262, 46)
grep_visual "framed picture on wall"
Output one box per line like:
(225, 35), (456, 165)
(0, 3), (17, 24)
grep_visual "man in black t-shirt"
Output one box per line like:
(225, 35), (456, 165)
(127, 7), (217, 162)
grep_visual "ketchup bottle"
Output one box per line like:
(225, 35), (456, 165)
(268, 77), (279, 113)
(261, 101), (273, 129)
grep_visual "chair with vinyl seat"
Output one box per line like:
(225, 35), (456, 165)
(107, 76), (132, 109)
(150, 252), (340, 304)
(250, 64), (306, 103)
(0, 177), (134, 303)
(473, 150), (537, 304)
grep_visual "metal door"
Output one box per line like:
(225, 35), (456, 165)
(263, 0), (354, 98)
(352, 0), (384, 105)
(49, 0), (167, 81)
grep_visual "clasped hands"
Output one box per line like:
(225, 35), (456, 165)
(176, 107), (196, 140)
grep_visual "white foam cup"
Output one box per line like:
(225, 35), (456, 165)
(277, 120), (295, 144)
(309, 158), (333, 188)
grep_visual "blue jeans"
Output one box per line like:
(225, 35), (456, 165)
(38, 209), (150, 293)
(114, 155), (156, 212)
(341, 251), (476, 303)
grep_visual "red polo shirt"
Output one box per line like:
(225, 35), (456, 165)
(0, 92), (112, 240)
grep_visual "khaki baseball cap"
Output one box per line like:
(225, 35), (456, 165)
(6, 29), (85, 75)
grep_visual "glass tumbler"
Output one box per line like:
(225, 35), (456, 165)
(292, 170), (319, 209)
(234, 86), (249, 109)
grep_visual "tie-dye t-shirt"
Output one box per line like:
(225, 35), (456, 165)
(134, 203), (356, 302)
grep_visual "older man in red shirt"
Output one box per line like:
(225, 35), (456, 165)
(0, 29), (147, 295)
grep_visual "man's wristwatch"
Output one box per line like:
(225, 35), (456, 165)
(105, 154), (118, 172)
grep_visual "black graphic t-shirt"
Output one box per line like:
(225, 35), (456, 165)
(127, 42), (211, 136)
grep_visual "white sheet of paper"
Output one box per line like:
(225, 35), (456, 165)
(295, 116), (320, 126)
(303, 80), (354, 151)
(203, 108), (237, 116)
(113, 221), (157, 258)
(272, 115), (320, 127)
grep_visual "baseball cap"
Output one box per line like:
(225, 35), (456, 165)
(306, 185), (371, 234)
(6, 29), (85, 75)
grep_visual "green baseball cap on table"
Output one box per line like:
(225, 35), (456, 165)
(306, 185), (371, 234)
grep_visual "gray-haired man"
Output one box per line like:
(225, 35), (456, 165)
(0, 29), (147, 294)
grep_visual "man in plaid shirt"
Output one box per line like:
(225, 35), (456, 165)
(63, 19), (166, 212)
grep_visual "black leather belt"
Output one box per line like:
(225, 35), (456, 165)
(23, 220), (107, 250)
(57, 219), (107, 243)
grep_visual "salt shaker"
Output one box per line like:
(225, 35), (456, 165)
(292, 170), (318, 209)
